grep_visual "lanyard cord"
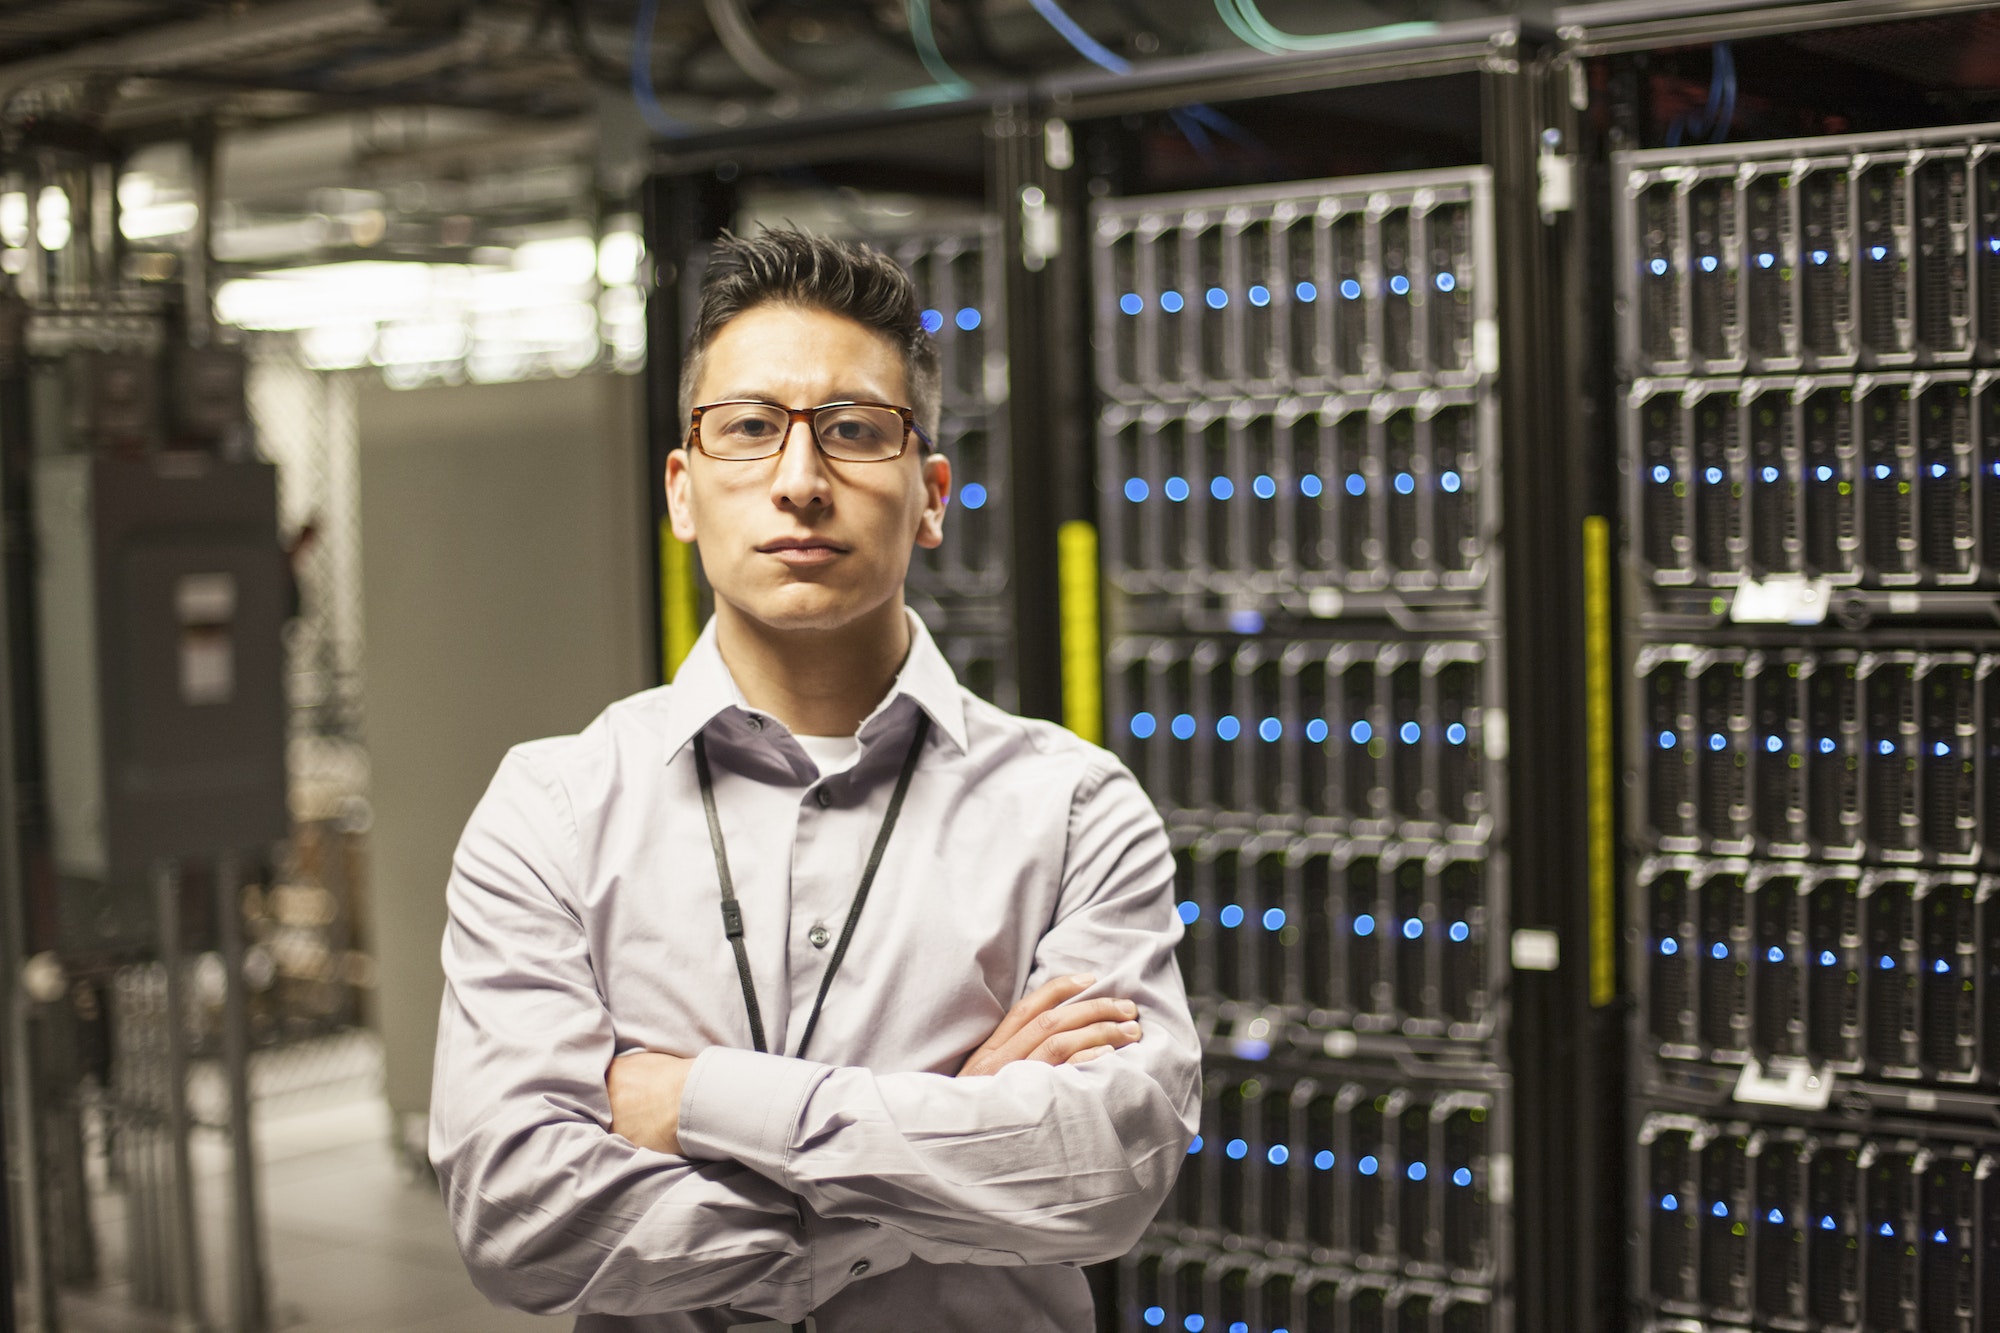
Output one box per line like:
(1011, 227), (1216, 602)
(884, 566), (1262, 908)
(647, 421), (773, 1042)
(693, 713), (930, 1063)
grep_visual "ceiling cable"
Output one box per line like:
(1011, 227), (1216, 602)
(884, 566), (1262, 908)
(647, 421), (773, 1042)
(900, 0), (971, 102)
(630, 0), (689, 136)
(703, 0), (804, 91)
(1214, 0), (1437, 56)
(1028, 0), (1131, 75)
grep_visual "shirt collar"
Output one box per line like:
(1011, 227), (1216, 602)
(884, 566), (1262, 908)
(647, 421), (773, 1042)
(659, 607), (968, 763)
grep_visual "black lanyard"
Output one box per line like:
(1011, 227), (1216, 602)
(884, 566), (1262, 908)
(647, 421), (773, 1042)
(693, 713), (930, 1063)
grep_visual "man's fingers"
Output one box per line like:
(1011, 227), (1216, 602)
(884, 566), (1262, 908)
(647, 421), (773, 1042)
(992, 996), (1137, 1067)
(1026, 1019), (1142, 1067)
(979, 973), (1096, 1052)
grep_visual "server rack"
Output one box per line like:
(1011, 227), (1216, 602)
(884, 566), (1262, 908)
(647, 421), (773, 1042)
(1095, 169), (1517, 1333)
(1615, 121), (2000, 1333)
(883, 224), (1019, 710)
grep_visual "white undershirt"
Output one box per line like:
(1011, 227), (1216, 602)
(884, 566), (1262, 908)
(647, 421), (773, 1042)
(795, 732), (863, 776)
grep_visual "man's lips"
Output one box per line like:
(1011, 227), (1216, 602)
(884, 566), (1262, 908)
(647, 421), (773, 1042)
(758, 537), (849, 565)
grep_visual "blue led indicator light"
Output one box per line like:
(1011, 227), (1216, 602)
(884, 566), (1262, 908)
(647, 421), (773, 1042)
(1358, 1155), (1379, 1176)
(1880, 1222), (1895, 1237)
(1224, 1139), (1246, 1160)
(955, 308), (981, 331)
(1649, 258), (1669, 276)
(1446, 723), (1467, 745)
(1660, 938), (1679, 956)
(1257, 717), (1282, 743)
(1130, 712), (1157, 739)
(1436, 272), (1457, 292)
(1767, 947), (1785, 963)
(1219, 904), (1245, 929)
(1263, 908), (1286, 931)
(1935, 958), (1952, 974)
(1159, 291), (1184, 313)
(1171, 714), (1196, 740)
(1185, 1316), (1204, 1333)
(1870, 245), (1888, 261)
(1355, 914), (1376, 937)
(1820, 1215), (1836, 1230)
(1768, 1208), (1785, 1224)
(1766, 735), (1783, 752)
(1351, 720), (1373, 744)
(1163, 476), (1190, 502)
(1124, 477), (1149, 502)
(1709, 733), (1727, 751)
(1305, 719), (1329, 743)
(1345, 473), (1366, 496)
(1118, 293), (1142, 316)
(1177, 901), (1199, 925)
(1403, 918), (1424, 940)
(1652, 464), (1672, 483)
(1711, 942), (1729, 960)
(1453, 1167), (1473, 1187)
(1210, 476), (1234, 501)
(1662, 1194), (1679, 1211)
(1252, 474), (1276, 499)
(1315, 1151), (1336, 1170)
(1300, 474), (1324, 498)
(920, 309), (944, 334)
(1811, 249), (1829, 265)
(1815, 465), (1833, 481)
(1712, 1202), (1730, 1218)
(1144, 1307), (1164, 1327)
(1878, 740), (1895, 756)
(1389, 274), (1411, 295)
(1205, 287), (1228, 309)
(1450, 921), (1470, 943)
(1761, 465), (1779, 482)
(1188, 1135), (1203, 1154)
(1700, 255), (1718, 272)
(1248, 285), (1270, 306)
(1819, 737), (1836, 754)
(1267, 1145), (1289, 1165)
(1932, 462), (1948, 477)
(1880, 954), (1896, 970)
(1407, 1162), (1427, 1181)
(1400, 721), (1421, 744)
(1339, 279), (1362, 300)
(1216, 715), (1241, 741)
(1820, 950), (1837, 966)
(959, 483), (987, 510)
(1874, 463), (1892, 479)
(1295, 281), (1318, 302)
(1441, 470), (1462, 492)
(1757, 252), (1775, 268)
(1935, 1229), (1950, 1244)
(1394, 471), (1415, 494)
(1659, 731), (1677, 749)
(1935, 741), (1951, 757)
(1705, 466), (1724, 484)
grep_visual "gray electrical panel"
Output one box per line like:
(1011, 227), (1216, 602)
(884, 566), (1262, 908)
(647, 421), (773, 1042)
(35, 454), (289, 956)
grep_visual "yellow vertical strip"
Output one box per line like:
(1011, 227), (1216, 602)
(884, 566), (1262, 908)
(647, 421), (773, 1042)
(1584, 514), (1616, 1008)
(1057, 520), (1102, 745)
(660, 520), (700, 680)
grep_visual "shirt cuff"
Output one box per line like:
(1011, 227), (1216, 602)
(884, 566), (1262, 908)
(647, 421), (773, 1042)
(678, 1045), (828, 1188)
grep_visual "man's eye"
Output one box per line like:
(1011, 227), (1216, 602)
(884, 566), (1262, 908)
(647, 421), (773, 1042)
(722, 417), (777, 437)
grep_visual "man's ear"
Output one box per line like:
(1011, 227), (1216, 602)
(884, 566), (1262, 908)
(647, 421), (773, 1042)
(665, 448), (698, 543)
(916, 451), (951, 550)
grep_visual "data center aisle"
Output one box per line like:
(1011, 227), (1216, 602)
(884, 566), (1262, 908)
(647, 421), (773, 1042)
(63, 1087), (558, 1333)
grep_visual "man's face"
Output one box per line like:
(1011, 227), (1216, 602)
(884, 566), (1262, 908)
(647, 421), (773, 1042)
(665, 302), (950, 635)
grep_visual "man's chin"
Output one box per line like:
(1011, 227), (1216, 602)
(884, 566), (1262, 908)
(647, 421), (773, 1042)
(726, 584), (894, 635)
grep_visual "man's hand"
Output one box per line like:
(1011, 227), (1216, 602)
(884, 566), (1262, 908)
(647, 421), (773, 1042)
(956, 973), (1142, 1078)
(607, 1051), (697, 1155)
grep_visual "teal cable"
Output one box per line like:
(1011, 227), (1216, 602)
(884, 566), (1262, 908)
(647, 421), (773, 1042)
(901, 0), (971, 99)
(1216, 0), (1439, 55)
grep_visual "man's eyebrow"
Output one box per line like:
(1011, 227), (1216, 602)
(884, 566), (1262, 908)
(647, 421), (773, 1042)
(708, 387), (897, 405)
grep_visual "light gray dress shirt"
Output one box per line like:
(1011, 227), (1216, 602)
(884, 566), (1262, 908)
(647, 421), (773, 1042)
(429, 611), (1200, 1332)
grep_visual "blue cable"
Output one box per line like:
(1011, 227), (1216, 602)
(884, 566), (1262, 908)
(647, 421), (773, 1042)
(1710, 42), (1737, 143)
(1028, 0), (1132, 75)
(630, 0), (689, 136)
(901, 0), (972, 100)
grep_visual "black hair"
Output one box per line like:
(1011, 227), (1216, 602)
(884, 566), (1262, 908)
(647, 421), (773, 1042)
(679, 227), (941, 449)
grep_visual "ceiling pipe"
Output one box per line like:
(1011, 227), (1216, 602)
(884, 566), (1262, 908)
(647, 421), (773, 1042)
(701, 0), (806, 92)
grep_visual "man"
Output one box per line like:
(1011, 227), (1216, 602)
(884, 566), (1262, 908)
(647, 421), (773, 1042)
(429, 228), (1199, 1332)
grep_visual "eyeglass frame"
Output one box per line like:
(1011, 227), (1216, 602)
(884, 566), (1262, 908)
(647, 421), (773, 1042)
(684, 399), (934, 462)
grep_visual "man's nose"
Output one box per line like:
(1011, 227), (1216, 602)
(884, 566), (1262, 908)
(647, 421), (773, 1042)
(768, 416), (832, 508)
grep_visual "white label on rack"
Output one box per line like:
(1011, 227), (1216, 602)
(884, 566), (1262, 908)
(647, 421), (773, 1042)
(1732, 1058), (1834, 1110)
(1729, 577), (1830, 625)
(1511, 929), (1560, 972)
(1906, 1089), (1938, 1112)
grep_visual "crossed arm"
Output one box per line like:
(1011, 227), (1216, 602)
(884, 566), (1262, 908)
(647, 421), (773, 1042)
(606, 972), (1147, 1156)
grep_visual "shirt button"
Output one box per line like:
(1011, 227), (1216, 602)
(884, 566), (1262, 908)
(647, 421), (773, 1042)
(849, 1260), (870, 1278)
(745, 715), (763, 731)
(816, 788), (833, 808)
(808, 924), (830, 949)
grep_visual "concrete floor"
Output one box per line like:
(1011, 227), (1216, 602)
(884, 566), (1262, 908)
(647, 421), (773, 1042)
(58, 1088), (563, 1333)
